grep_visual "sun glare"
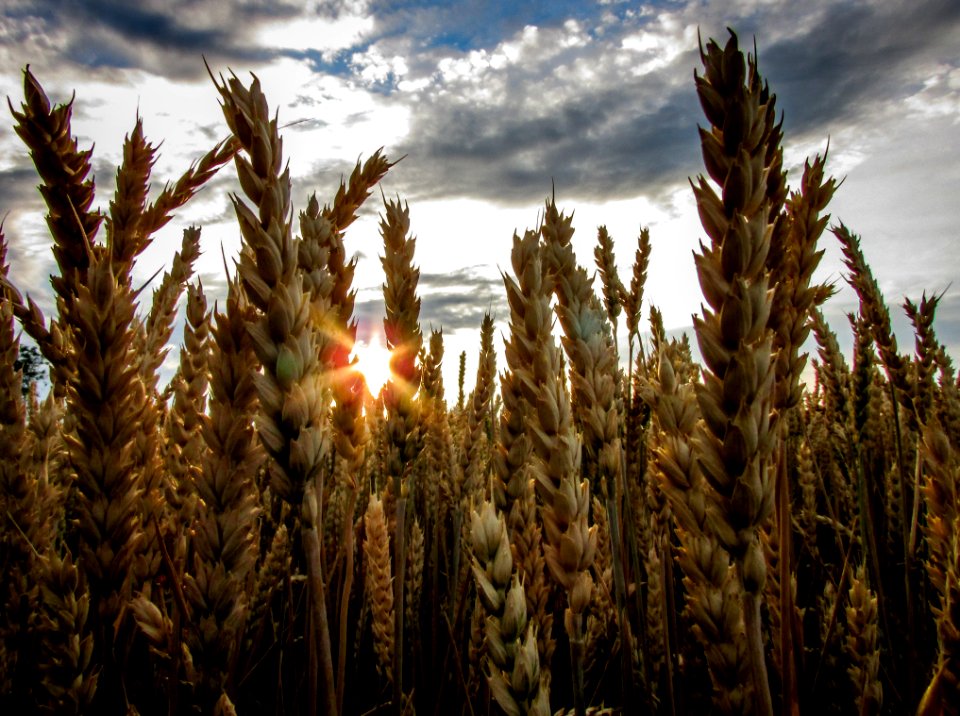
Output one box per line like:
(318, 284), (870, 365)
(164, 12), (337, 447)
(352, 332), (393, 396)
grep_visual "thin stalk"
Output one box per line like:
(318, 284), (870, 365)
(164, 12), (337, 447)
(393, 496), (407, 712)
(569, 613), (587, 716)
(303, 520), (339, 716)
(336, 491), (358, 715)
(887, 386), (917, 704)
(661, 540), (679, 716)
(743, 589), (774, 716)
(606, 497), (646, 712)
(777, 440), (798, 715)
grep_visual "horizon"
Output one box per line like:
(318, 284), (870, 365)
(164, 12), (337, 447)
(1, 0), (958, 396)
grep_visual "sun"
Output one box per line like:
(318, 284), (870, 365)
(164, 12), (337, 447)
(352, 331), (393, 397)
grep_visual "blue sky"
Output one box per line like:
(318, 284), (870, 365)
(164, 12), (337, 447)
(1, 0), (958, 393)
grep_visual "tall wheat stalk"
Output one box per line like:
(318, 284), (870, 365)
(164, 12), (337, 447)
(690, 32), (784, 714)
(212, 69), (337, 716)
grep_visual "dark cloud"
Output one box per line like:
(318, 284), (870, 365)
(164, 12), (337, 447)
(757, 0), (960, 138)
(0, 165), (40, 211)
(372, 0), (960, 204)
(0, 0), (291, 79)
(352, 266), (505, 334)
(392, 68), (701, 204)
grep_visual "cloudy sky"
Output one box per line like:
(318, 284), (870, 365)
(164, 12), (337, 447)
(1, 0), (958, 395)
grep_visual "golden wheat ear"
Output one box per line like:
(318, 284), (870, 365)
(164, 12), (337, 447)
(690, 30), (787, 715)
(844, 565), (883, 714)
(460, 312), (496, 505)
(594, 225), (626, 343)
(363, 493), (395, 683)
(10, 67), (102, 308)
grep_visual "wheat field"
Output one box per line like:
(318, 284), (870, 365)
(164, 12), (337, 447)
(0, 30), (958, 716)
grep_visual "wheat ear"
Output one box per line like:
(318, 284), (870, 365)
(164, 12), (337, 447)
(643, 347), (748, 713)
(213, 68), (337, 714)
(844, 565), (883, 715)
(364, 493), (395, 682)
(182, 275), (261, 707)
(461, 312), (496, 504)
(691, 31), (784, 714)
(498, 229), (554, 672)
(9, 67), (102, 312)
(471, 499), (549, 715)
(33, 548), (98, 713)
(917, 417), (960, 714)
(520, 212), (595, 714)
(163, 281), (210, 521)
(594, 225), (625, 346)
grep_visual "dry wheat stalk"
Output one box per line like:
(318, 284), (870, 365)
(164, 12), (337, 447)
(643, 347), (749, 713)
(471, 499), (549, 715)
(180, 275), (262, 706)
(496, 229), (540, 516)
(765, 152), (839, 704)
(905, 292), (941, 427)
(540, 202), (632, 705)
(363, 493), (395, 682)
(691, 31), (785, 714)
(541, 199), (622, 500)
(9, 68), (102, 313)
(105, 117), (157, 283)
(517, 207), (596, 713)
(584, 498), (618, 684)
(0, 286), (31, 695)
(836, 224), (915, 426)
(163, 282), (210, 520)
(920, 419), (960, 713)
(405, 515), (424, 636)
(622, 228), (652, 375)
(32, 548), (98, 714)
(324, 149), (393, 237)
(138, 226), (202, 397)
(643, 542), (666, 688)
(378, 195), (423, 705)
(495, 229), (555, 671)
(471, 500), (515, 619)
(215, 70), (331, 505)
(497, 229), (559, 686)
(321, 150), (392, 362)
(769, 152), (836, 412)
(380, 196), (423, 487)
(796, 440), (820, 562)
(811, 309), (852, 431)
(62, 244), (150, 629)
(844, 565), (882, 715)
(461, 312), (496, 503)
(245, 521), (290, 648)
(594, 225), (625, 345)
(423, 331), (456, 524)
(139, 136), (239, 239)
(213, 68), (338, 714)
(933, 348), (960, 446)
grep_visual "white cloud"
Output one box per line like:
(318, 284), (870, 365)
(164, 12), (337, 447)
(254, 1), (374, 57)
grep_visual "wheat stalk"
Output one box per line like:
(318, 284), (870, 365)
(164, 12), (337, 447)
(497, 229), (555, 674)
(32, 549), (98, 713)
(461, 312), (496, 504)
(363, 493), (395, 682)
(515, 208), (595, 714)
(643, 346), (749, 713)
(845, 565), (883, 715)
(213, 68), (337, 715)
(690, 31), (786, 714)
